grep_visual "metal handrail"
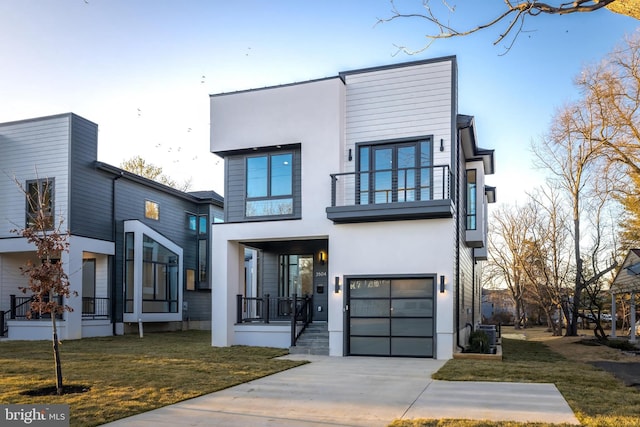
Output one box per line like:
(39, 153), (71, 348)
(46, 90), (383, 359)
(236, 294), (313, 347)
(330, 164), (451, 207)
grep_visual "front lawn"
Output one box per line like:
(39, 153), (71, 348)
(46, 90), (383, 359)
(0, 331), (304, 426)
(391, 330), (640, 427)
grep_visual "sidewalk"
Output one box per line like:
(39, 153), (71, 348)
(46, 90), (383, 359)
(101, 355), (580, 426)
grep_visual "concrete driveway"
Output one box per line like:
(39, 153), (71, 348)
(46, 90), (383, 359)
(101, 354), (580, 426)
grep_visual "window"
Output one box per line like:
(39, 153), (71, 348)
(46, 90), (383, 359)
(145, 200), (159, 220)
(198, 239), (207, 283)
(26, 178), (54, 229)
(246, 153), (293, 216)
(142, 234), (179, 313)
(185, 269), (196, 291)
(124, 232), (135, 313)
(358, 139), (432, 205)
(186, 213), (197, 231)
(466, 169), (477, 230)
(199, 215), (207, 234)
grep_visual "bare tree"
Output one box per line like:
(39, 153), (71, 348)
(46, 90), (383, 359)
(533, 96), (619, 336)
(521, 185), (573, 335)
(120, 155), (192, 192)
(11, 178), (76, 395)
(377, 0), (637, 53)
(487, 203), (536, 329)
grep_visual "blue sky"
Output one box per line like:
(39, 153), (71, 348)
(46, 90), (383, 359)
(1, 1), (638, 204)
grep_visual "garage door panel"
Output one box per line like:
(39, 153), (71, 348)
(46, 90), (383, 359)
(392, 337), (433, 357)
(351, 299), (390, 316)
(391, 318), (433, 337)
(349, 279), (390, 297)
(391, 298), (433, 317)
(351, 318), (389, 336)
(391, 278), (433, 297)
(351, 337), (390, 355)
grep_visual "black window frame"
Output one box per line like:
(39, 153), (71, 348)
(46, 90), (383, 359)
(25, 178), (55, 230)
(245, 152), (294, 218)
(356, 137), (433, 205)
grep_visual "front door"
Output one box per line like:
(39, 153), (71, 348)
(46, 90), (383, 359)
(279, 254), (313, 297)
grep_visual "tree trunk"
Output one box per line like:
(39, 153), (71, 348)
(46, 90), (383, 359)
(51, 308), (63, 395)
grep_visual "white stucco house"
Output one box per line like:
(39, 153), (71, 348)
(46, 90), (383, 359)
(210, 57), (495, 359)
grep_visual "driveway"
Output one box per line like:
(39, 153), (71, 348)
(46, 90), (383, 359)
(102, 354), (580, 426)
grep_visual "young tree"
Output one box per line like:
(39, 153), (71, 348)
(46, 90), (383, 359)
(12, 178), (76, 395)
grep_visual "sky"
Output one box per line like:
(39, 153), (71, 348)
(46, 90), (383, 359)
(1, 1), (638, 204)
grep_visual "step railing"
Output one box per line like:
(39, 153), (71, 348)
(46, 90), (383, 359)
(236, 294), (313, 347)
(1, 294), (38, 337)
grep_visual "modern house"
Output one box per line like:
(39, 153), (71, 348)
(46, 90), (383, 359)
(0, 113), (223, 340)
(210, 56), (496, 359)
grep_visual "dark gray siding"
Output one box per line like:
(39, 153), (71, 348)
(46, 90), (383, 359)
(68, 114), (113, 240)
(113, 179), (212, 323)
(224, 147), (302, 223)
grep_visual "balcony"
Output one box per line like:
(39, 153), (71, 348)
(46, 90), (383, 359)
(326, 165), (453, 223)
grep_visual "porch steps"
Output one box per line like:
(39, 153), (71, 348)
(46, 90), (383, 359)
(289, 322), (329, 356)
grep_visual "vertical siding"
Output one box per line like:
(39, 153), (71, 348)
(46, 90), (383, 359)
(69, 115), (113, 240)
(344, 59), (454, 173)
(0, 114), (71, 238)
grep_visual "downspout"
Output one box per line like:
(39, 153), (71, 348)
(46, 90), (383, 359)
(455, 128), (465, 352)
(111, 172), (123, 335)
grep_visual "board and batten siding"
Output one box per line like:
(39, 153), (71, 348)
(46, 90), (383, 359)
(0, 114), (72, 238)
(343, 59), (454, 174)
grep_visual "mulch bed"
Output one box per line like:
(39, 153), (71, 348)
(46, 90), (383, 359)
(20, 384), (90, 396)
(591, 361), (640, 389)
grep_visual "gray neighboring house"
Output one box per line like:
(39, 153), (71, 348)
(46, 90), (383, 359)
(0, 113), (223, 339)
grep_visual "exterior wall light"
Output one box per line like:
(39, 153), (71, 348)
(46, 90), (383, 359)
(440, 275), (446, 293)
(319, 251), (326, 265)
(334, 276), (341, 293)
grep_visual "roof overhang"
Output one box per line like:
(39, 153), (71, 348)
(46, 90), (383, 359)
(458, 114), (495, 175)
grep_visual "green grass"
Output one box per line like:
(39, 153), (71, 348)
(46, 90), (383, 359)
(391, 338), (640, 427)
(0, 331), (304, 426)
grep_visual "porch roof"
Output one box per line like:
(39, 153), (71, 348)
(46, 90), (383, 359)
(611, 249), (640, 294)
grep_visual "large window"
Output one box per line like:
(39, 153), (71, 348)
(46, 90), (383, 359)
(142, 235), (179, 313)
(358, 139), (432, 205)
(466, 169), (477, 230)
(246, 153), (293, 216)
(124, 232), (135, 313)
(25, 178), (54, 229)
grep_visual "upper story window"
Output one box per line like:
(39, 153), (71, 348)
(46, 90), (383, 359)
(145, 200), (159, 220)
(358, 139), (432, 205)
(466, 169), (477, 230)
(246, 153), (293, 217)
(186, 213), (197, 231)
(26, 178), (54, 229)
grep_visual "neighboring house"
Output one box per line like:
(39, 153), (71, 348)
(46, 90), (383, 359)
(610, 248), (640, 342)
(481, 289), (516, 323)
(0, 113), (223, 340)
(210, 57), (496, 359)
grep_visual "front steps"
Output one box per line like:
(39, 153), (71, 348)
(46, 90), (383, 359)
(289, 322), (329, 356)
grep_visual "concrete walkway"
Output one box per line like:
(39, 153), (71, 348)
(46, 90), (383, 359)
(102, 355), (580, 426)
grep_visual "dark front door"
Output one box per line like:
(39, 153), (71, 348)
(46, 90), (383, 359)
(347, 277), (435, 357)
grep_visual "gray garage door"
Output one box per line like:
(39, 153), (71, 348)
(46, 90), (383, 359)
(347, 277), (435, 357)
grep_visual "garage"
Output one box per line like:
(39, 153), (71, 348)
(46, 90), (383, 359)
(346, 276), (435, 357)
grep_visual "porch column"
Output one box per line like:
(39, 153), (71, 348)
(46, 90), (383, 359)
(610, 292), (616, 338)
(63, 238), (83, 339)
(631, 291), (637, 344)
